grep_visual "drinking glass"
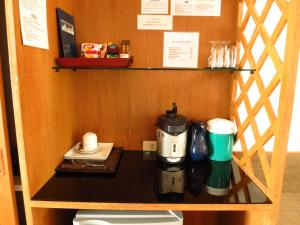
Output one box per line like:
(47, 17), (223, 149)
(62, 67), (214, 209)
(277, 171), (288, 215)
(215, 42), (224, 68)
(209, 41), (217, 68)
(230, 45), (237, 68)
(223, 41), (231, 68)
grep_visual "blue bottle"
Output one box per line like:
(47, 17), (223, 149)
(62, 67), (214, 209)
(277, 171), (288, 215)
(188, 120), (208, 161)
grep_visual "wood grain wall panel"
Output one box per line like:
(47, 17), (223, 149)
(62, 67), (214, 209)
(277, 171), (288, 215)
(183, 211), (220, 225)
(72, 0), (239, 149)
(73, 0), (238, 67)
(73, 71), (233, 149)
(219, 210), (272, 225)
(31, 208), (75, 225)
(12, 0), (78, 197)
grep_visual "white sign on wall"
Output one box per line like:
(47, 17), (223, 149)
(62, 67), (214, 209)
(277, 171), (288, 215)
(163, 32), (199, 68)
(19, 0), (49, 49)
(171, 0), (221, 16)
(137, 15), (173, 30)
(141, 0), (169, 14)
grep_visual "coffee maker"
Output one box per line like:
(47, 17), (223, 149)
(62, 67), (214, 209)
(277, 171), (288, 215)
(156, 103), (188, 164)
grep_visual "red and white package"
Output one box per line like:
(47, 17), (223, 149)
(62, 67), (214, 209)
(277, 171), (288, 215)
(81, 43), (102, 58)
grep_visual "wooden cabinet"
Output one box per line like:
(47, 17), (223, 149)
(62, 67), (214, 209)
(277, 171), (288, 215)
(1, 0), (299, 225)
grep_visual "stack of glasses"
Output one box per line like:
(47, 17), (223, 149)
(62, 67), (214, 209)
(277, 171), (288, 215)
(208, 41), (237, 68)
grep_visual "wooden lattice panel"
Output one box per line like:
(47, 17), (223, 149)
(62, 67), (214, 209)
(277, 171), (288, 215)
(232, 0), (296, 200)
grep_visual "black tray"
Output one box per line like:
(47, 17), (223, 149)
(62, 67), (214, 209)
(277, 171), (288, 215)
(56, 148), (123, 174)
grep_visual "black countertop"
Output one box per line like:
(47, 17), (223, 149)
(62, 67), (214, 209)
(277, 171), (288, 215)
(32, 151), (271, 205)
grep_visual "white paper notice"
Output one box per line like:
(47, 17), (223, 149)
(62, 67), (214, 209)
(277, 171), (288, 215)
(138, 15), (173, 30)
(19, 0), (49, 49)
(163, 32), (199, 68)
(171, 0), (221, 16)
(141, 0), (169, 14)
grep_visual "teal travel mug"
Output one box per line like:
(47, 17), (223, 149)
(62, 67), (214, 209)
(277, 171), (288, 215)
(207, 118), (235, 162)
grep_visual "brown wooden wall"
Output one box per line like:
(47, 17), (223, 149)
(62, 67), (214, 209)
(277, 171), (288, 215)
(13, 0), (77, 197)
(72, 0), (239, 149)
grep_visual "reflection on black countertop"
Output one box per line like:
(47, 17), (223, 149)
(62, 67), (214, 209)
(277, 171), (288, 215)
(32, 151), (271, 204)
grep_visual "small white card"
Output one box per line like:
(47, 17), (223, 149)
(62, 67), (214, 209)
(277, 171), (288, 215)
(141, 0), (169, 14)
(163, 32), (199, 68)
(137, 15), (173, 30)
(171, 0), (221, 16)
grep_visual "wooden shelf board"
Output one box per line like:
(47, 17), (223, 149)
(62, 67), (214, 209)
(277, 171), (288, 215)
(30, 200), (273, 211)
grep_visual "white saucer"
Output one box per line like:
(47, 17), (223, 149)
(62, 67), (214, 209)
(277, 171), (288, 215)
(64, 142), (114, 161)
(76, 143), (101, 154)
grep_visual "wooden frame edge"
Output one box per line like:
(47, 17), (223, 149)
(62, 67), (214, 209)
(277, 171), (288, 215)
(3, 0), (33, 224)
(269, 0), (300, 224)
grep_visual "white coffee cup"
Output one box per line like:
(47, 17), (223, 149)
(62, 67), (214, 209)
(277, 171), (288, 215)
(83, 132), (98, 152)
